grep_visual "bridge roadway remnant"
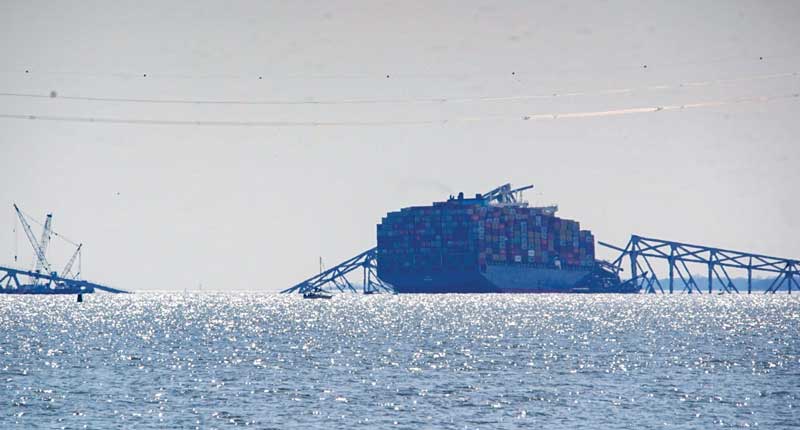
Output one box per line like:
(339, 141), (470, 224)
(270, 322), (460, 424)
(281, 248), (393, 296)
(599, 235), (799, 294)
(0, 265), (129, 294)
(283, 235), (798, 296)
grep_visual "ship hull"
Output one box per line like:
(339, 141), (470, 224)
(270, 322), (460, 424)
(382, 265), (638, 294)
(0, 284), (93, 295)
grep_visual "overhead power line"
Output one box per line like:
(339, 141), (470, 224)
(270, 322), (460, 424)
(5, 50), (797, 82)
(0, 93), (796, 127)
(0, 72), (796, 106)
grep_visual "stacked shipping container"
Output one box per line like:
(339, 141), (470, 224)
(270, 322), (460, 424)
(377, 198), (595, 275)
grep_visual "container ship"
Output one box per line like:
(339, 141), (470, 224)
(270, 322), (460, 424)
(376, 184), (639, 294)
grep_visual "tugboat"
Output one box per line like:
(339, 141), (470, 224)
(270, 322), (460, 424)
(302, 288), (333, 299)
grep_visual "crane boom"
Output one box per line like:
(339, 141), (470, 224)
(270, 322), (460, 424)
(509, 184), (534, 194)
(62, 243), (82, 279)
(34, 213), (53, 273)
(13, 204), (52, 273)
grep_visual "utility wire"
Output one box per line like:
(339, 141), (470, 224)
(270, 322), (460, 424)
(0, 114), (438, 127)
(4, 51), (796, 81)
(0, 72), (796, 106)
(1, 93), (796, 127)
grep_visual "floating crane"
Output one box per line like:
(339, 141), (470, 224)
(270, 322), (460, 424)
(2, 204), (128, 295)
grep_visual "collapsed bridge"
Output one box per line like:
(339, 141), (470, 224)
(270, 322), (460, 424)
(283, 183), (797, 296)
(1, 204), (129, 295)
(0, 265), (128, 294)
(599, 235), (799, 294)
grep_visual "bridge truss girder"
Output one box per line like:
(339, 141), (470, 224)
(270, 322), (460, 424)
(282, 247), (394, 295)
(0, 265), (129, 294)
(599, 235), (800, 294)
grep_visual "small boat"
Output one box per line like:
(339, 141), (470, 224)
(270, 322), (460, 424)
(303, 290), (333, 299)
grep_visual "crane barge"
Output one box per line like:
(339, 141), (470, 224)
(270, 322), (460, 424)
(0, 204), (128, 295)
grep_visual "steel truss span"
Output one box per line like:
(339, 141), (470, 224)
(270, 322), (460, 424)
(0, 265), (129, 294)
(599, 235), (799, 294)
(281, 248), (394, 295)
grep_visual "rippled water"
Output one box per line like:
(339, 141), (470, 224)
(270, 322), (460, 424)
(1, 294), (799, 429)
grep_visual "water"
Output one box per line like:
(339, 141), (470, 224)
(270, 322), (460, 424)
(1, 294), (798, 429)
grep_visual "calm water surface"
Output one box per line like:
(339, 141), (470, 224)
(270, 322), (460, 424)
(1, 293), (798, 429)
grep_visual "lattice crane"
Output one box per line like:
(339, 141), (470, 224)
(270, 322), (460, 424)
(62, 243), (82, 279)
(13, 204), (52, 274)
(34, 213), (53, 273)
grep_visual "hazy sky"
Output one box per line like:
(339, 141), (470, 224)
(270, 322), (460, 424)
(1, 1), (799, 291)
